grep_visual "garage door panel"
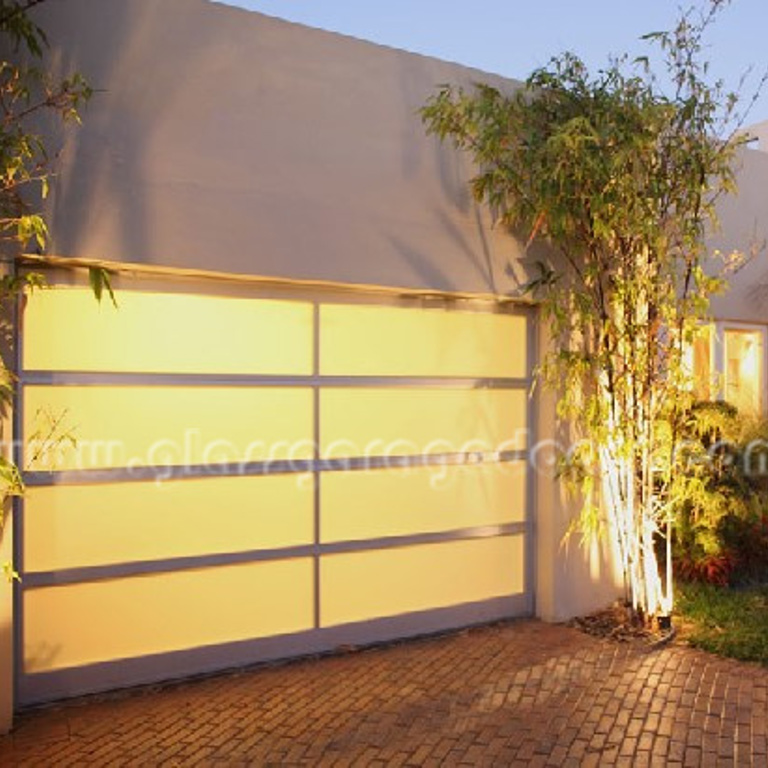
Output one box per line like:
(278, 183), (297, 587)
(321, 462), (526, 543)
(321, 388), (527, 459)
(320, 304), (527, 378)
(24, 474), (314, 572)
(23, 386), (314, 470)
(24, 558), (314, 673)
(320, 536), (524, 627)
(23, 288), (313, 375)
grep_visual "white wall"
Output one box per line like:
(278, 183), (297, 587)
(710, 148), (768, 324)
(32, 0), (529, 295)
(33, 0), (768, 313)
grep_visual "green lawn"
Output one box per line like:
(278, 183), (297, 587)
(675, 582), (768, 664)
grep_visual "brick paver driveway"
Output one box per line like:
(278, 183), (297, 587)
(1, 620), (766, 766)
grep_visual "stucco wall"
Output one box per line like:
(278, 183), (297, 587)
(710, 147), (768, 324)
(31, 0), (768, 314)
(32, 0), (529, 296)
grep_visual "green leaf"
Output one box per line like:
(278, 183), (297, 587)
(88, 267), (118, 308)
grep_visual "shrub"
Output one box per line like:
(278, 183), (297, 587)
(721, 512), (768, 584)
(671, 402), (768, 585)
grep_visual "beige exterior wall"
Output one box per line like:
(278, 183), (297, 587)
(33, 0), (529, 296)
(745, 119), (768, 153)
(534, 325), (624, 622)
(32, 0), (768, 319)
(710, 147), (768, 324)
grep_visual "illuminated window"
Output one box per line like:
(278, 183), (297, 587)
(687, 325), (713, 401)
(724, 329), (764, 416)
(685, 324), (765, 416)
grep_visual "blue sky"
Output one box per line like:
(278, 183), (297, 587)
(223, 0), (768, 124)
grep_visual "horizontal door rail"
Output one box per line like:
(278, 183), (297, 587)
(22, 522), (528, 587)
(21, 371), (532, 389)
(22, 449), (529, 486)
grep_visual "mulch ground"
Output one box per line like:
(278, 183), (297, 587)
(569, 600), (677, 647)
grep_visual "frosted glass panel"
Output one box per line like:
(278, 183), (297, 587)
(321, 462), (525, 542)
(321, 303), (526, 378)
(321, 388), (527, 459)
(24, 386), (313, 470)
(25, 473), (314, 571)
(321, 536), (524, 626)
(23, 288), (313, 374)
(25, 558), (314, 672)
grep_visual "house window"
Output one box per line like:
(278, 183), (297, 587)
(690, 325), (713, 401)
(724, 328), (763, 416)
(688, 323), (766, 416)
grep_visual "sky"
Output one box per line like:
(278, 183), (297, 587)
(223, 0), (768, 125)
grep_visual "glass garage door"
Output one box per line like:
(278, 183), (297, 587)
(16, 273), (534, 705)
